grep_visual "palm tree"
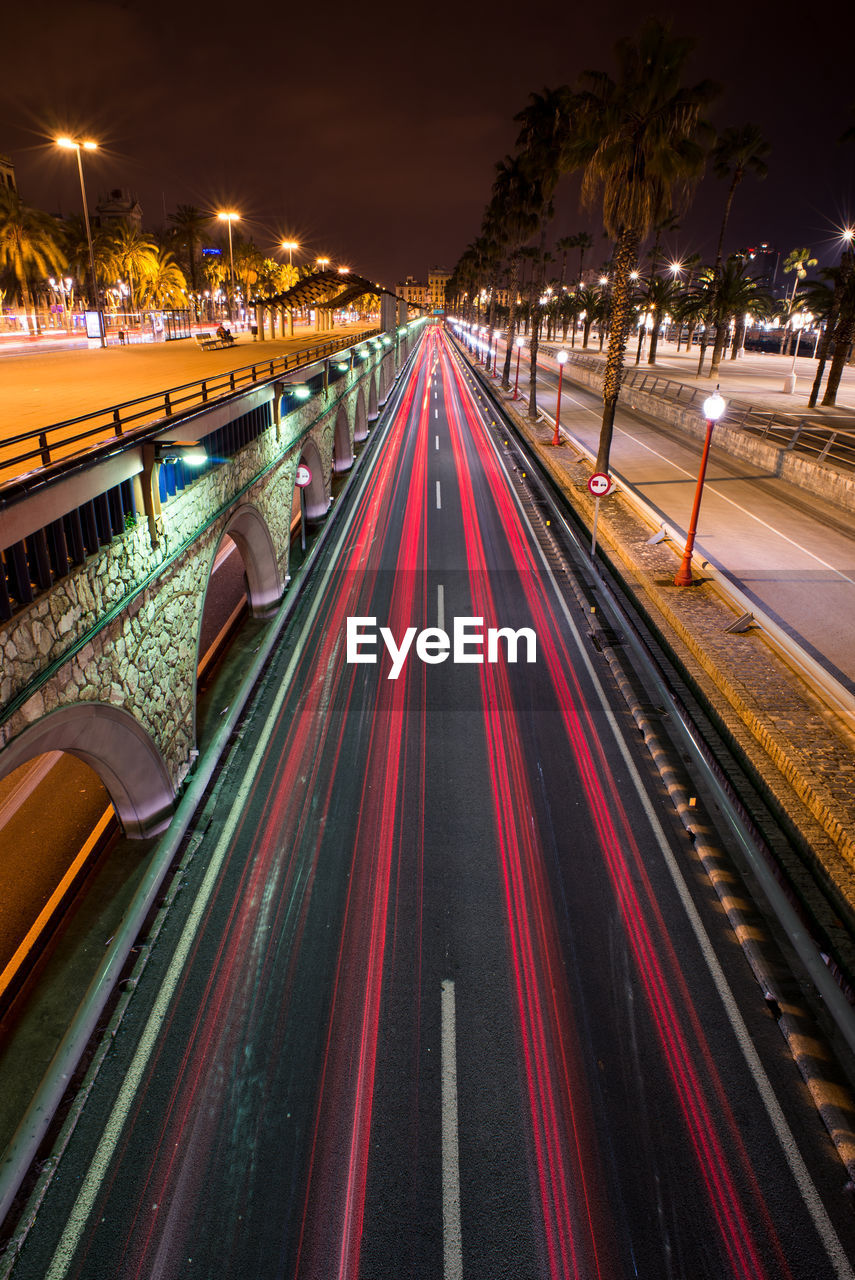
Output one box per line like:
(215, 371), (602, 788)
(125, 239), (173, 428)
(0, 187), (67, 330)
(490, 156), (541, 387)
(807, 249), (855, 406)
(139, 248), (188, 307)
(710, 125), (770, 275)
(574, 231), (594, 284)
(708, 257), (771, 377)
(514, 86), (574, 419)
(644, 274), (683, 364)
(555, 235), (577, 288)
(572, 287), (599, 348)
(563, 19), (719, 472)
(779, 247), (817, 353)
(102, 221), (158, 308)
(168, 204), (207, 293)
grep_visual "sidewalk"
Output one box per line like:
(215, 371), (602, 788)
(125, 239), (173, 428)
(542, 335), (855, 419)
(0, 322), (370, 442)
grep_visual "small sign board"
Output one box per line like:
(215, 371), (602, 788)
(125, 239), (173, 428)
(295, 463), (312, 488)
(84, 310), (104, 340)
(587, 472), (612, 497)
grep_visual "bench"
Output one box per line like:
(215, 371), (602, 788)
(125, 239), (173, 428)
(194, 332), (234, 351)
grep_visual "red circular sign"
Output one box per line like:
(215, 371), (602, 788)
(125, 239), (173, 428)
(295, 463), (312, 488)
(587, 472), (611, 496)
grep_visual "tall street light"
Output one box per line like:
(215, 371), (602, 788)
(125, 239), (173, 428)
(56, 136), (105, 347)
(513, 335), (525, 398)
(551, 350), (568, 446)
(674, 389), (726, 586)
(316, 257), (330, 273)
(217, 212), (239, 320)
(281, 239), (299, 267)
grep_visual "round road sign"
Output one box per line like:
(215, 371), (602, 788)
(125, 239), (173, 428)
(588, 472), (611, 497)
(295, 463), (312, 488)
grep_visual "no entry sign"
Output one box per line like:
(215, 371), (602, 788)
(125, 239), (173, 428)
(295, 463), (312, 488)
(587, 472), (611, 497)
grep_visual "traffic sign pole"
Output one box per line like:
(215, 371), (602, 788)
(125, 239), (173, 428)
(587, 472), (611, 559)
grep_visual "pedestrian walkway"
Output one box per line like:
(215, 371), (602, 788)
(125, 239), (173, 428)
(545, 336), (855, 418)
(0, 321), (370, 442)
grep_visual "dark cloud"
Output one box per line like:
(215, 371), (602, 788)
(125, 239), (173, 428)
(2, 0), (853, 284)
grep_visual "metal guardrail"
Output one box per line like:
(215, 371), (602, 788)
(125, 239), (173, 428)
(0, 328), (379, 485)
(549, 347), (855, 475)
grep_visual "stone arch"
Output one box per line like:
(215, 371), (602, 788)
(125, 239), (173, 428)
(367, 373), (379, 421)
(215, 503), (282, 617)
(354, 387), (368, 442)
(297, 437), (328, 521)
(332, 403), (353, 473)
(0, 704), (175, 839)
(378, 362), (388, 406)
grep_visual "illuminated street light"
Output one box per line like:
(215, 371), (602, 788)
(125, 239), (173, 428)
(551, 350), (568, 447)
(55, 135), (105, 346)
(513, 335), (525, 399)
(317, 257), (330, 273)
(674, 390), (726, 587)
(281, 240), (299, 266)
(217, 212), (239, 320)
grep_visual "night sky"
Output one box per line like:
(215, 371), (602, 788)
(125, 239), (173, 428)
(3, 0), (854, 288)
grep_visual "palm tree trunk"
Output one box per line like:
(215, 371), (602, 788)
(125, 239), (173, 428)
(821, 315), (855, 406)
(502, 255), (520, 389)
(648, 308), (662, 364)
(527, 304), (542, 420)
(597, 227), (639, 474)
(709, 317), (729, 378)
(809, 313), (838, 407)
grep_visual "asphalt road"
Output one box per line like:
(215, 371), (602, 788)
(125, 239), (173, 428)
(502, 343), (855, 692)
(6, 328), (855, 1280)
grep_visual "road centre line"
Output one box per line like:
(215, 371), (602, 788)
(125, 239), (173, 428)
(436, 481), (442, 510)
(437, 584), (445, 631)
(436, 435), (439, 451)
(39, 344), (422, 1280)
(441, 980), (463, 1280)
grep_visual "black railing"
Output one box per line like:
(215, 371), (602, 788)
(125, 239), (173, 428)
(0, 328), (378, 484)
(547, 347), (855, 475)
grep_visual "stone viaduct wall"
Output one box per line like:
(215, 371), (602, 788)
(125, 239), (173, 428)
(0, 326), (422, 836)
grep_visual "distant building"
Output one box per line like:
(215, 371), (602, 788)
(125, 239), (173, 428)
(396, 275), (428, 308)
(427, 266), (450, 310)
(95, 188), (143, 229)
(0, 153), (17, 194)
(736, 243), (779, 290)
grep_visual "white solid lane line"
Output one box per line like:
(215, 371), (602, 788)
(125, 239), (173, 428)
(441, 979), (463, 1280)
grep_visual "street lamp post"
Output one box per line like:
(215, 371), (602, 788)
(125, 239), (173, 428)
(674, 390), (726, 586)
(551, 350), (568, 446)
(281, 240), (299, 267)
(56, 136), (104, 347)
(217, 212), (239, 321)
(513, 335), (524, 398)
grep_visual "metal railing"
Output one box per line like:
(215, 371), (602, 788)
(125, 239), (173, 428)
(0, 328), (378, 486)
(547, 346), (855, 475)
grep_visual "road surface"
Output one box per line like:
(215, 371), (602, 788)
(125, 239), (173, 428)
(6, 327), (855, 1280)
